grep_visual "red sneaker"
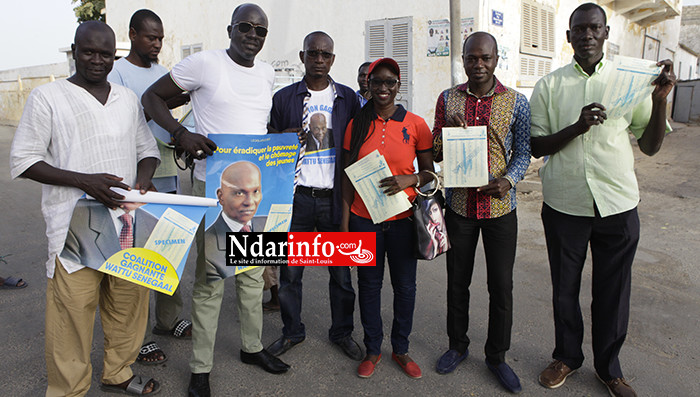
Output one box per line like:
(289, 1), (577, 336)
(357, 354), (381, 378)
(392, 352), (422, 379)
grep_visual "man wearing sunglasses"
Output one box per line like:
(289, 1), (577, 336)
(267, 31), (362, 363)
(142, 3), (288, 397)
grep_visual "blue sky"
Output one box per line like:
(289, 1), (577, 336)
(1, 0), (700, 72)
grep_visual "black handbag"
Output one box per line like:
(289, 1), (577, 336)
(412, 171), (450, 260)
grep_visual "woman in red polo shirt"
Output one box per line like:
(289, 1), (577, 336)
(341, 58), (434, 379)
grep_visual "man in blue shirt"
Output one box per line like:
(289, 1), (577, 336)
(107, 8), (192, 367)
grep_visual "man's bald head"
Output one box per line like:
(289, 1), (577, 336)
(463, 31), (498, 55)
(300, 31), (335, 81)
(227, 3), (268, 67)
(303, 31), (334, 51)
(221, 161), (261, 185)
(70, 21), (116, 85)
(217, 161), (263, 224)
(310, 112), (326, 126)
(231, 3), (268, 25)
(74, 21), (115, 47)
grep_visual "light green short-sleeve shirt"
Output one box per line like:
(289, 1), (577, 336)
(530, 58), (670, 218)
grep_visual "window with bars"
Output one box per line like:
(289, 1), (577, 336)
(643, 35), (660, 61)
(519, 0), (554, 86)
(181, 43), (203, 60)
(365, 17), (413, 111)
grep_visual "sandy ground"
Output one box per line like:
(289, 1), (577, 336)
(0, 121), (698, 396)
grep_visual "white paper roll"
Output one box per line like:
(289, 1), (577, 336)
(88, 188), (218, 207)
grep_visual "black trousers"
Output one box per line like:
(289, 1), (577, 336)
(445, 208), (517, 365)
(541, 203), (639, 381)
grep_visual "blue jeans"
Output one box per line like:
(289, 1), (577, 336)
(278, 191), (355, 342)
(350, 214), (417, 356)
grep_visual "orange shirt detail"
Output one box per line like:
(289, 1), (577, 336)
(343, 106), (433, 221)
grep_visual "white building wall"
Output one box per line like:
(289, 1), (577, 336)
(106, 0), (481, 125)
(479, 0), (682, 96)
(0, 62), (70, 122)
(105, 0), (683, 126)
(676, 46), (699, 80)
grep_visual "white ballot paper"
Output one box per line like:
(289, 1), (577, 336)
(144, 207), (199, 269)
(345, 150), (412, 224)
(601, 55), (662, 120)
(442, 126), (489, 187)
(264, 204), (293, 232)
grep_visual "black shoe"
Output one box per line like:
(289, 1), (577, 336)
(334, 336), (364, 361)
(188, 372), (210, 397)
(486, 359), (522, 394)
(436, 349), (468, 374)
(240, 349), (290, 374)
(266, 336), (304, 356)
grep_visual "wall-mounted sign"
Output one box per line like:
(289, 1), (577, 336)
(492, 10), (503, 27)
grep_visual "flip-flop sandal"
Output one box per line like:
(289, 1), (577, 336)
(0, 276), (27, 289)
(101, 375), (160, 395)
(153, 319), (192, 339)
(136, 341), (167, 365)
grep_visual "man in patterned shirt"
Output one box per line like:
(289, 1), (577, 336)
(431, 32), (531, 394)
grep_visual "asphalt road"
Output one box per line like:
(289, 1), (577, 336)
(0, 122), (698, 396)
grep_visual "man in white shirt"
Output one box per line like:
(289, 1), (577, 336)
(141, 4), (288, 396)
(10, 21), (160, 396)
(107, 8), (192, 366)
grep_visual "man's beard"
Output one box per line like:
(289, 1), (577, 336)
(138, 51), (158, 65)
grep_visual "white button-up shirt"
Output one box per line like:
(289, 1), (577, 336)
(530, 59), (671, 217)
(10, 80), (159, 277)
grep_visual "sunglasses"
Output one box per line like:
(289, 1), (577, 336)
(305, 50), (334, 60)
(369, 78), (399, 89)
(232, 22), (268, 37)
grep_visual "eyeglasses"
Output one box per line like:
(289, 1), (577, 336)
(305, 50), (334, 60)
(369, 78), (399, 88)
(232, 22), (268, 37)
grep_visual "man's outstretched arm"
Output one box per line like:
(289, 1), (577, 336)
(142, 74), (216, 159)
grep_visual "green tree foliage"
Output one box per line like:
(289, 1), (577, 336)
(72, 0), (106, 23)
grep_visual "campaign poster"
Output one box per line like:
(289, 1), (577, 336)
(205, 133), (299, 281)
(461, 17), (475, 43)
(60, 197), (211, 295)
(427, 19), (450, 57)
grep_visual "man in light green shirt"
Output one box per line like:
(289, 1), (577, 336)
(529, 3), (676, 397)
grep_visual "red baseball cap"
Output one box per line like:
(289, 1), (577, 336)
(367, 57), (401, 80)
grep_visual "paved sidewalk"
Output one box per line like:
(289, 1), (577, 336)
(0, 122), (698, 396)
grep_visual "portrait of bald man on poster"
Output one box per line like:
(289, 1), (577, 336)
(204, 161), (267, 279)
